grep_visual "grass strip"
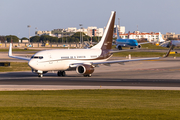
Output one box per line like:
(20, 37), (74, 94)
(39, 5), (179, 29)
(113, 51), (180, 57)
(0, 90), (179, 119)
(0, 48), (40, 52)
(0, 62), (30, 72)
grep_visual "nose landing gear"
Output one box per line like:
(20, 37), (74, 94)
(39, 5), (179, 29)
(38, 73), (43, 78)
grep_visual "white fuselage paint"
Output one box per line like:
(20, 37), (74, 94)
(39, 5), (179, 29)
(28, 48), (106, 71)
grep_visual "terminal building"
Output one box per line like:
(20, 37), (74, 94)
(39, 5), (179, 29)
(117, 31), (160, 42)
(35, 25), (125, 38)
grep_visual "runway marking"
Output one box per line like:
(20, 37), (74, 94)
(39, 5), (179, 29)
(133, 68), (180, 71)
(0, 85), (180, 91)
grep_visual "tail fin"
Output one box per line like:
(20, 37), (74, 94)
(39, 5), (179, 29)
(127, 31), (130, 39)
(159, 32), (165, 42)
(116, 24), (121, 39)
(91, 11), (116, 50)
(8, 43), (12, 56)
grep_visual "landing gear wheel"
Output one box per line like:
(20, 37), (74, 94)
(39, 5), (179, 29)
(57, 71), (66, 77)
(83, 74), (92, 77)
(118, 46), (122, 50)
(130, 47), (133, 49)
(38, 74), (43, 78)
(61, 71), (66, 76)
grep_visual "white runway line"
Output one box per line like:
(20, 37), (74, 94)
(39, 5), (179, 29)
(0, 85), (180, 91)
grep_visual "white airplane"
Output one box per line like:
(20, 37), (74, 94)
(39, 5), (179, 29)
(9, 11), (164, 77)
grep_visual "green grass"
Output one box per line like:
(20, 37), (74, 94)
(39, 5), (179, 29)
(141, 43), (169, 49)
(0, 48), (40, 52)
(0, 62), (30, 72)
(113, 51), (180, 57)
(0, 90), (180, 119)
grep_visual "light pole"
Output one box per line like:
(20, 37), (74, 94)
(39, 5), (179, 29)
(81, 27), (84, 47)
(118, 18), (120, 34)
(79, 24), (82, 47)
(27, 25), (31, 43)
(97, 32), (101, 42)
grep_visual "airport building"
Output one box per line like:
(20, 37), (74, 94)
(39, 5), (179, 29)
(118, 31), (160, 42)
(163, 32), (180, 40)
(35, 25), (126, 39)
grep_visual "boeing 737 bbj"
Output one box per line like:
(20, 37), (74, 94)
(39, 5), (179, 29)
(9, 11), (165, 77)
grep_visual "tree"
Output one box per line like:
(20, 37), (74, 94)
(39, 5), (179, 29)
(5, 35), (19, 42)
(21, 37), (28, 40)
(0, 36), (6, 42)
(50, 37), (58, 43)
(92, 36), (98, 42)
(30, 36), (40, 42)
(39, 35), (51, 42)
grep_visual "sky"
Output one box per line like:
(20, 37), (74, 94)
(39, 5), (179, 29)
(0, 0), (180, 38)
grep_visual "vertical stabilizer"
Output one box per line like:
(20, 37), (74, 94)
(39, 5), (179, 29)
(8, 43), (12, 56)
(159, 32), (165, 42)
(127, 31), (130, 39)
(91, 11), (116, 50)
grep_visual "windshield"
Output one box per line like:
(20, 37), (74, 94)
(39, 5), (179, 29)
(31, 56), (43, 59)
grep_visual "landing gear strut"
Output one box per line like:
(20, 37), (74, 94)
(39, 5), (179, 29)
(38, 73), (43, 78)
(57, 71), (66, 77)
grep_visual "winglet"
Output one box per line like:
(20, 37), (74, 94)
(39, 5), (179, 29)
(163, 45), (175, 58)
(8, 43), (12, 56)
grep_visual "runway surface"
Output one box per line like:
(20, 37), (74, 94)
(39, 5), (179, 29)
(1, 57), (180, 90)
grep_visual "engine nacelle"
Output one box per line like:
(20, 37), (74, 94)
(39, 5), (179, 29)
(116, 45), (122, 50)
(76, 64), (94, 75)
(137, 45), (141, 48)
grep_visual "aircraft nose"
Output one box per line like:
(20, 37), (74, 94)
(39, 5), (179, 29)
(28, 60), (36, 69)
(135, 42), (138, 46)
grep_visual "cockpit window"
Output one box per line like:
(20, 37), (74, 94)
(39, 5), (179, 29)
(31, 56), (43, 59)
(39, 56), (43, 59)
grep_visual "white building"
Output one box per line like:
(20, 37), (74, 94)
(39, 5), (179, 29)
(119, 31), (160, 42)
(67, 27), (77, 32)
(35, 31), (52, 36)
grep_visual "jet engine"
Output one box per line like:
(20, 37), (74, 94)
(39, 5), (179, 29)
(137, 45), (141, 48)
(76, 64), (94, 76)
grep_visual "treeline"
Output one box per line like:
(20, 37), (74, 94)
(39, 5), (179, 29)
(30, 32), (101, 43)
(0, 35), (25, 43)
(0, 32), (102, 43)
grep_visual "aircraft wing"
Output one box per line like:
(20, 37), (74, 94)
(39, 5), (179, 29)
(138, 41), (155, 45)
(8, 43), (31, 61)
(69, 57), (160, 68)
(70, 45), (174, 67)
(92, 57), (160, 65)
(171, 40), (180, 46)
(110, 49), (138, 53)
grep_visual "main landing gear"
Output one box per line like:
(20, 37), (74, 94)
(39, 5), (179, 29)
(57, 71), (66, 77)
(83, 74), (92, 77)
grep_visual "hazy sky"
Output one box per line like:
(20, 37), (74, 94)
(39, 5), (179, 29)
(0, 0), (180, 38)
